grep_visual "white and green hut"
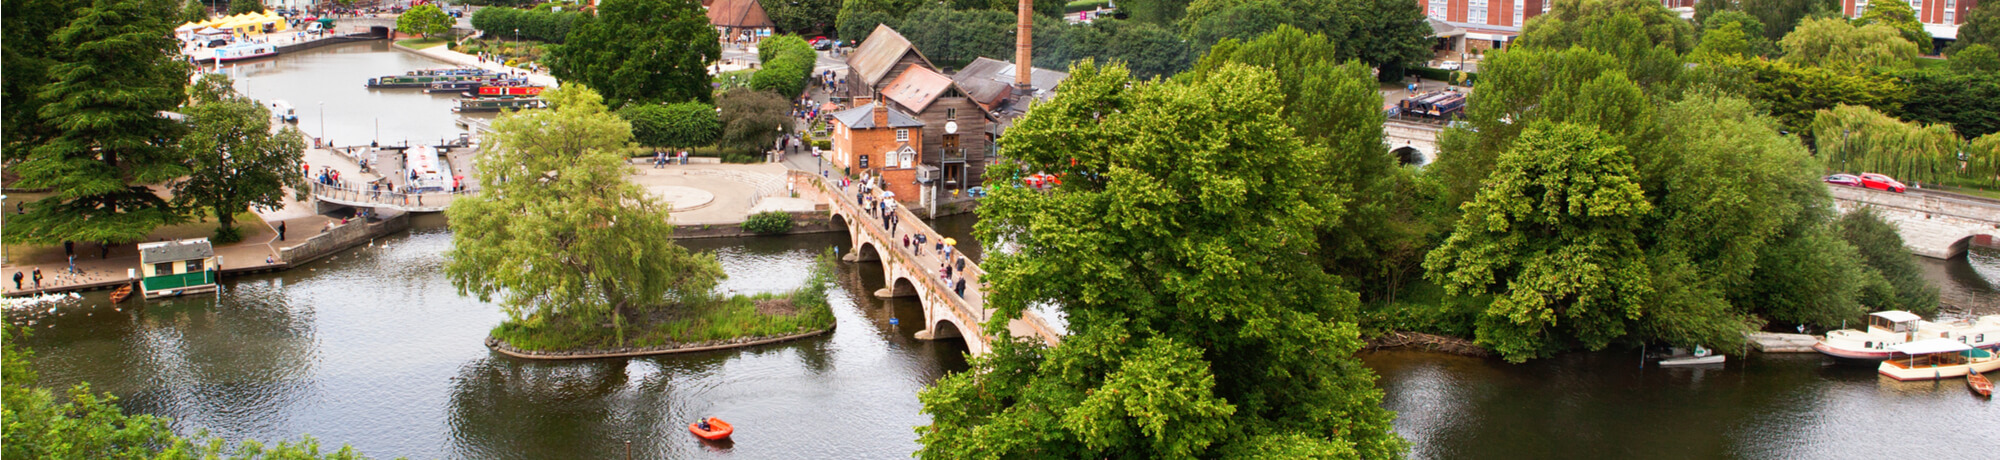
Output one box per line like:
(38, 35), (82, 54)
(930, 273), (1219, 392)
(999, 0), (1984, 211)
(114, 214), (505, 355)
(138, 238), (219, 298)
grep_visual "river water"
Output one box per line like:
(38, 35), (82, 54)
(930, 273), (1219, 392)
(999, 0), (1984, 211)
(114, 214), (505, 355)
(12, 42), (2000, 459)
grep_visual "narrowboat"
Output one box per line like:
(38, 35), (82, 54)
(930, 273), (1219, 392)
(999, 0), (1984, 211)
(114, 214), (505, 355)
(472, 85), (545, 98)
(212, 42), (278, 62)
(368, 73), (491, 88)
(452, 97), (546, 112)
(1877, 339), (2000, 381)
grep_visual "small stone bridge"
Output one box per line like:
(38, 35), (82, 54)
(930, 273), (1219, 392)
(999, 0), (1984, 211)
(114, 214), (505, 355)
(1384, 117), (1445, 165)
(1828, 185), (2000, 259)
(791, 171), (1063, 356)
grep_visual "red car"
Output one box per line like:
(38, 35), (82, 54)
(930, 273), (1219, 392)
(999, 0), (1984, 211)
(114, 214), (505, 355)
(1859, 173), (1906, 193)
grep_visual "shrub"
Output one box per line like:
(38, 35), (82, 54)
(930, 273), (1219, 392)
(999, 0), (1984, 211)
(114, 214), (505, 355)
(743, 211), (796, 234)
(471, 6), (578, 43)
(749, 35), (816, 98)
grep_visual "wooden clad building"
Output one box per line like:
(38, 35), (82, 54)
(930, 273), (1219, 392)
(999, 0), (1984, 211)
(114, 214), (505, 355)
(845, 25), (996, 198)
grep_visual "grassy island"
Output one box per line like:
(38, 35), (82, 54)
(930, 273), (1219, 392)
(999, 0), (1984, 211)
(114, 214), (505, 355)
(490, 251), (837, 353)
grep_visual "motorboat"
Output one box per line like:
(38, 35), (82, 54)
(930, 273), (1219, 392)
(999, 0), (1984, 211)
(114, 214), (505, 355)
(688, 417), (732, 440)
(1814, 311), (2000, 361)
(452, 97), (546, 112)
(271, 100), (297, 123)
(211, 41), (277, 62)
(1878, 339), (2000, 381)
(1660, 345), (1725, 366)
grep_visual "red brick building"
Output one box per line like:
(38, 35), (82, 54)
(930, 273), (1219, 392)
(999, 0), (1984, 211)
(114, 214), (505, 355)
(1421, 0), (1550, 49)
(1843, 0), (1978, 44)
(845, 25), (997, 202)
(829, 99), (927, 201)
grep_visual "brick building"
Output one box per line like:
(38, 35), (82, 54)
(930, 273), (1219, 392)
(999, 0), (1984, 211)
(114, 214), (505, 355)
(1843, 0), (1979, 45)
(829, 100), (928, 200)
(845, 25), (997, 204)
(1420, 0), (1551, 50)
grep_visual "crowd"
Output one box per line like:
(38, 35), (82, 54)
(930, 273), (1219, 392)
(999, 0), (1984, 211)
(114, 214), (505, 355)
(844, 172), (972, 300)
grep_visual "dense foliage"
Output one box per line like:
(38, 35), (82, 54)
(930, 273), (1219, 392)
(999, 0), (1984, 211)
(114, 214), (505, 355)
(715, 88), (794, 153)
(920, 60), (1405, 458)
(173, 75), (308, 243)
(1777, 17), (1917, 73)
(1948, 1), (2000, 54)
(470, 6), (579, 43)
(5, 0), (192, 245)
(764, 0), (843, 33)
(749, 35), (816, 98)
(1177, 0), (1431, 78)
(446, 86), (726, 337)
(620, 101), (721, 149)
(397, 4), (454, 38)
(549, 0), (719, 106)
(742, 211), (796, 234)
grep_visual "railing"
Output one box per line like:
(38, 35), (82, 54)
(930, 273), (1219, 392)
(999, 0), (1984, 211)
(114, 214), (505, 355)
(307, 181), (470, 212)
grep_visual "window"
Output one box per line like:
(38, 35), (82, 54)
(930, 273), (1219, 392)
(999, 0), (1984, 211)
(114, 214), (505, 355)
(153, 262), (174, 275)
(946, 107), (956, 120)
(1469, 0), (1488, 23)
(1428, 0), (1447, 20)
(185, 259), (204, 272)
(1855, 0), (1870, 18)
(1513, 0), (1524, 25)
(900, 147), (915, 168)
(895, 129), (908, 141)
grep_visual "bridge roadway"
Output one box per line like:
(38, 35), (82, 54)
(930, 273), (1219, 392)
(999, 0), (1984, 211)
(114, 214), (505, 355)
(789, 170), (1062, 356)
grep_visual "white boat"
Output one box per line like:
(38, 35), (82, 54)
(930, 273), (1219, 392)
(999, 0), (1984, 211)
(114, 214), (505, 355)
(1660, 345), (1726, 366)
(271, 100), (297, 123)
(1815, 311), (2000, 360)
(1877, 339), (2000, 381)
(212, 42), (278, 62)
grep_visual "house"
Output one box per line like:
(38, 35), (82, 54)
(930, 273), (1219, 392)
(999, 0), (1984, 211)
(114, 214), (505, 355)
(706, 0), (775, 43)
(138, 238), (220, 299)
(829, 100), (927, 200)
(845, 25), (997, 202)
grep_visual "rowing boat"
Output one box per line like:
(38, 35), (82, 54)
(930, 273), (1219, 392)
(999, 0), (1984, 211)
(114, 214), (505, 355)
(1971, 372), (1994, 397)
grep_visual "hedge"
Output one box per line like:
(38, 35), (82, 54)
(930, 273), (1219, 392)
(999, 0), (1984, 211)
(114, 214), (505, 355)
(750, 35), (816, 98)
(471, 6), (579, 43)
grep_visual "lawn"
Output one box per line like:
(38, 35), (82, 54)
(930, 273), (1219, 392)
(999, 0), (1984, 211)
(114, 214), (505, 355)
(396, 37), (449, 49)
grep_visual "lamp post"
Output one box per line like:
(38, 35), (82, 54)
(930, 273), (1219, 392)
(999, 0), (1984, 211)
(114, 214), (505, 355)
(513, 28), (518, 43)
(317, 101), (325, 145)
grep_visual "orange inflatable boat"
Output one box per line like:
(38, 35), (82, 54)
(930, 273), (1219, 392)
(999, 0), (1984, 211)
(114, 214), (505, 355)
(689, 417), (733, 441)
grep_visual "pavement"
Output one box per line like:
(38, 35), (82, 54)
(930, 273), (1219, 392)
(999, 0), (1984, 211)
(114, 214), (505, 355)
(625, 162), (794, 225)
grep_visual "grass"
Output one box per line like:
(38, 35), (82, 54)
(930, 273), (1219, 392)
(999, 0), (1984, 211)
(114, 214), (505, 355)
(1916, 57), (1949, 69)
(396, 37), (449, 49)
(491, 250), (838, 353)
(3, 200), (269, 265)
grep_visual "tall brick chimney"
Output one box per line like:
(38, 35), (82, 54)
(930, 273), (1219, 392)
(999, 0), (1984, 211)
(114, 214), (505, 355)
(1015, 0), (1034, 97)
(874, 100), (889, 127)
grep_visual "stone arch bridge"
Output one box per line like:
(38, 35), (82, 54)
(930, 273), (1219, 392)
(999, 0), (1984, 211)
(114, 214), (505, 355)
(791, 171), (1062, 356)
(1828, 185), (2000, 259)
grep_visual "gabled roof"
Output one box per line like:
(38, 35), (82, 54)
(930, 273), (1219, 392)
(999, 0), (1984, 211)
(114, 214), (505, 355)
(830, 102), (925, 129)
(138, 238), (214, 263)
(706, 0), (774, 29)
(882, 65), (955, 113)
(951, 57), (1069, 111)
(847, 24), (934, 87)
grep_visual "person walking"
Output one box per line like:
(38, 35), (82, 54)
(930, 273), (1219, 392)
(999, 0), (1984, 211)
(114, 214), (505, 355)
(954, 278), (966, 298)
(67, 254), (77, 275)
(279, 221), (288, 241)
(32, 268), (43, 289)
(64, 240), (75, 258)
(12, 271), (22, 290)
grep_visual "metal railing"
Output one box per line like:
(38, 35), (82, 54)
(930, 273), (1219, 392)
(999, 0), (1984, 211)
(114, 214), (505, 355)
(307, 181), (471, 212)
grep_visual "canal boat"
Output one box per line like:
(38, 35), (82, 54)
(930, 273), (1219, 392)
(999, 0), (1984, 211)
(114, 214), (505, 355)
(212, 42), (278, 62)
(109, 284), (133, 304)
(137, 238), (220, 299)
(1970, 371), (1993, 397)
(1659, 345), (1726, 366)
(471, 85), (544, 98)
(451, 97), (546, 113)
(688, 417), (733, 441)
(423, 80), (487, 93)
(1877, 339), (2000, 381)
(1815, 311), (2000, 360)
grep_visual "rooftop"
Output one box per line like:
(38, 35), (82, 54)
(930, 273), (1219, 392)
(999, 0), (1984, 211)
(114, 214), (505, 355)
(138, 238), (215, 264)
(952, 57), (1069, 111)
(847, 25), (931, 87)
(830, 102), (925, 129)
(881, 65), (956, 113)
(706, 0), (774, 29)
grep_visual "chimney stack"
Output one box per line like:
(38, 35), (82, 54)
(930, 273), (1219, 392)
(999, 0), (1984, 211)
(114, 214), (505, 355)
(874, 100), (889, 127)
(1015, 0), (1034, 97)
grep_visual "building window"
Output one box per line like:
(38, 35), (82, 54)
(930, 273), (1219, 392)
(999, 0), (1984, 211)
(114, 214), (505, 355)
(1855, 0), (1869, 17)
(895, 129), (908, 141)
(185, 259), (204, 272)
(946, 107), (956, 120)
(1429, 0), (1447, 20)
(1470, 0), (1487, 24)
(154, 262), (174, 275)
(1513, 0), (1524, 25)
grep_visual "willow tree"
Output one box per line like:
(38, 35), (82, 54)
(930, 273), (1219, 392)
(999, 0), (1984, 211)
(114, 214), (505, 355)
(1778, 17), (1918, 73)
(1811, 104), (1963, 185)
(446, 85), (724, 333)
(918, 61), (1406, 458)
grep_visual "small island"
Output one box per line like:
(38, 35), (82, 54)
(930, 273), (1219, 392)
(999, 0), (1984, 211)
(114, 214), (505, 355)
(444, 86), (834, 359)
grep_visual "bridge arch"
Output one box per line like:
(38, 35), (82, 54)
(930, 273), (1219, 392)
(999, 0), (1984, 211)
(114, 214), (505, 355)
(931, 319), (966, 340)
(853, 241), (883, 262)
(1392, 145), (1431, 166)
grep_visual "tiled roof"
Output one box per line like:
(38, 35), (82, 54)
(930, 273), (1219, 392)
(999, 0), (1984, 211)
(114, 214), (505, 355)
(951, 57), (1068, 111)
(706, 0), (773, 29)
(138, 238), (214, 263)
(882, 65), (954, 113)
(847, 25), (931, 87)
(830, 102), (924, 129)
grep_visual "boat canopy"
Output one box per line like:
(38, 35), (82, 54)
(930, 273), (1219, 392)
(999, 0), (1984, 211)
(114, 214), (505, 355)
(1889, 338), (1972, 355)
(1870, 310), (1922, 323)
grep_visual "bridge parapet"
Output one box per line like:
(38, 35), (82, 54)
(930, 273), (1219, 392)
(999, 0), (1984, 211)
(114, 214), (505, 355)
(308, 181), (469, 213)
(1827, 185), (2000, 258)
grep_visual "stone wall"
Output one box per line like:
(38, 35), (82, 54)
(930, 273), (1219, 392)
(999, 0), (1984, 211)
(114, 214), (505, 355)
(278, 211), (411, 266)
(1828, 186), (2000, 258)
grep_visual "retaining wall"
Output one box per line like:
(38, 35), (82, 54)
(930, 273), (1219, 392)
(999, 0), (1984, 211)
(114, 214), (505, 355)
(278, 211), (411, 266)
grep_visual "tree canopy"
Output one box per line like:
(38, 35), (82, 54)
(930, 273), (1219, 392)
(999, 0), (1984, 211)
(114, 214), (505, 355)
(764, 0), (842, 33)
(5, 0), (192, 245)
(919, 60), (1405, 458)
(397, 4), (455, 38)
(173, 74), (308, 243)
(549, 0), (719, 106)
(445, 85), (725, 330)
(620, 101), (721, 149)
(1778, 17), (1918, 74)
(1855, 0), (1929, 52)
(715, 88), (793, 153)
(1948, 1), (2000, 54)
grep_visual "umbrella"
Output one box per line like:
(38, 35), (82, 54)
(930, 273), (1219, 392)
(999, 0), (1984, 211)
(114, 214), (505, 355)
(944, 238), (957, 246)
(882, 191), (895, 199)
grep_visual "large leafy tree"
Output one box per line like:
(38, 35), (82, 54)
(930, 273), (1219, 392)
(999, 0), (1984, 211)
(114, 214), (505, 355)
(619, 101), (721, 150)
(549, 0), (719, 106)
(1428, 46), (1629, 206)
(1778, 17), (1918, 73)
(1737, 0), (1839, 40)
(1856, 0), (1930, 52)
(6, 0), (192, 245)
(445, 85), (725, 329)
(225, 0), (264, 15)
(1947, 1), (2000, 54)
(715, 88), (792, 153)
(919, 61), (1405, 457)
(835, 0), (913, 39)
(1696, 10), (1775, 57)
(1178, 0), (1427, 75)
(2, 0), (81, 165)
(1694, 54), (1906, 135)
(1838, 208), (1941, 315)
(1517, 0), (1691, 87)
(1041, 17), (1195, 79)
(1424, 121), (1655, 362)
(172, 75), (308, 243)
(899, 5), (1023, 68)
(181, 0), (207, 23)
(764, 0), (843, 33)
(397, 4), (455, 38)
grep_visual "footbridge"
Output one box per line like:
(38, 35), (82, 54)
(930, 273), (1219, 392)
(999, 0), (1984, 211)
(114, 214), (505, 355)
(790, 171), (1063, 356)
(1828, 185), (2000, 259)
(1385, 117), (1446, 165)
(307, 181), (468, 213)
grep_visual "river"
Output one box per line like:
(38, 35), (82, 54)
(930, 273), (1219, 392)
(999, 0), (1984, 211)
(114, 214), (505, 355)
(12, 42), (2000, 459)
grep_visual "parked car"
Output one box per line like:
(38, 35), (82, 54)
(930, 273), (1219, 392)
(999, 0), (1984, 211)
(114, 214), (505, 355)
(1859, 173), (1907, 193)
(1823, 173), (1862, 187)
(810, 36), (833, 50)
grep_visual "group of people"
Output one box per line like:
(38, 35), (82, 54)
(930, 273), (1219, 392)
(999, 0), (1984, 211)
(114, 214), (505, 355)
(849, 173), (972, 300)
(653, 150), (690, 168)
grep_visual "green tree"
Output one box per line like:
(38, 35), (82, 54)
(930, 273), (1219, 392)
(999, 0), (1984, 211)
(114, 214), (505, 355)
(898, 5), (1018, 68)
(1738, 0), (1840, 40)
(1779, 17), (1918, 73)
(1812, 104), (1963, 185)
(171, 75), (307, 243)
(1890, 66), (2000, 138)
(549, 0), (719, 106)
(1947, 1), (2000, 54)
(835, 0), (913, 40)
(1, 0), (78, 159)
(1516, 0), (1691, 87)
(1951, 44), (2000, 74)
(764, 0), (843, 33)
(1182, 0), (1286, 49)
(1694, 54), (1906, 134)
(1699, 10), (1775, 57)
(920, 61), (1405, 458)
(1837, 208), (1940, 315)
(1428, 46), (1640, 207)
(446, 85), (725, 331)
(1340, 0), (1434, 80)
(749, 34), (817, 97)
(1693, 0), (1730, 26)
(226, 0), (264, 15)
(620, 101), (720, 149)
(1424, 121), (1655, 362)
(5, 0), (192, 246)
(1856, 0), (1931, 53)
(1120, 0), (1192, 25)
(1042, 18), (1194, 79)
(181, 0), (208, 23)
(397, 4), (454, 38)
(715, 88), (792, 153)
(1693, 21), (1754, 58)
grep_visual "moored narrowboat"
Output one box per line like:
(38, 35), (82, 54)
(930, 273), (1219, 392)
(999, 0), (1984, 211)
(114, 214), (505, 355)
(452, 97), (547, 112)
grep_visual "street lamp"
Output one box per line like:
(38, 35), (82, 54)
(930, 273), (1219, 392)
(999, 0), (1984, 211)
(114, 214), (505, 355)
(513, 28), (519, 43)
(317, 101), (325, 144)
